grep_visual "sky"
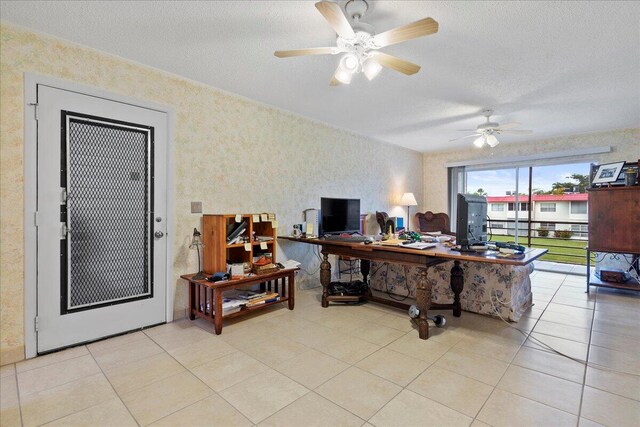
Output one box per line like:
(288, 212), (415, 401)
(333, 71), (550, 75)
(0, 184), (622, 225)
(466, 163), (591, 196)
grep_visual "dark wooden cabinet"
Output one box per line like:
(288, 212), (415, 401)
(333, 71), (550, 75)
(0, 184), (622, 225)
(588, 187), (640, 253)
(587, 186), (640, 292)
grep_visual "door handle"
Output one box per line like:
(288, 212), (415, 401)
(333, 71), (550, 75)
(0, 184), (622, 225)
(154, 230), (164, 239)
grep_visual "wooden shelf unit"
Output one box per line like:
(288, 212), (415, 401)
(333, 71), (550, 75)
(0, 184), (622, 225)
(202, 214), (277, 274)
(183, 213), (295, 334)
(181, 269), (296, 334)
(587, 185), (640, 293)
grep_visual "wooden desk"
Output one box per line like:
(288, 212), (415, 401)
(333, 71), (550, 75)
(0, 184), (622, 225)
(180, 268), (297, 334)
(279, 236), (546, 340)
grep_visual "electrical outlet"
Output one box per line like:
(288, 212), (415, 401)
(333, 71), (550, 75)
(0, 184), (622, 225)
(191, 201), (202, 214)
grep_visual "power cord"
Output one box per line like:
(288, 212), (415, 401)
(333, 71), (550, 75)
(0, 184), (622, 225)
(383, 264), (410, 302)
(489, 289), (640, 377)
(298, 245), (322, 277)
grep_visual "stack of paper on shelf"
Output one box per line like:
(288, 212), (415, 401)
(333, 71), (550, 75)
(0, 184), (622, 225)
(221, 299), (244, 315)
(280, 259), (301, 269)
(245, 292), (280, 307)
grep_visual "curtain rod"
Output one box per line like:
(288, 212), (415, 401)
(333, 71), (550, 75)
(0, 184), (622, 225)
(445, 146), (611, 168)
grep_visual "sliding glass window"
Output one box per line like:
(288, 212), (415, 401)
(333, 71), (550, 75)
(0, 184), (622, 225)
(456, 161), (591, 265)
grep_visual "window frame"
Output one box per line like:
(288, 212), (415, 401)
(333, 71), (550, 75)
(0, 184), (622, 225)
(539, 202), (556, 212)
(570, 201), (588, 214)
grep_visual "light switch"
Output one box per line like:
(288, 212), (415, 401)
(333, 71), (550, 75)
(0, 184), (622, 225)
(191, 201), (202, 213)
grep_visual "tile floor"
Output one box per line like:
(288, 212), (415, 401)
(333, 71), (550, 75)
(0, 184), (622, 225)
(1, 270), (639, 426)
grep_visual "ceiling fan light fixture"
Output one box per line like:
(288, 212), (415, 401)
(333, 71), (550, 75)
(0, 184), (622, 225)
(335, 68), (353, 84)
(486, 134), (499, 147)
(340, 53), (359, 72)
(275, 1), (439, 86)
(473, 136), (485, 148)
(363, 59), (382, 80)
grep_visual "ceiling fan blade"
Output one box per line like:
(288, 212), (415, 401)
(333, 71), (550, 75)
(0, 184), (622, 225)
(499, 129), (533, 134)
(448, 134), (482, 142)
(456, 129), (480, 132)
(373, 17), (438, 48)
(274, 47), (335, 58)
(497, 122), (521, 130)
(315, 1), (356, 39)
(371, 52), (420, 75)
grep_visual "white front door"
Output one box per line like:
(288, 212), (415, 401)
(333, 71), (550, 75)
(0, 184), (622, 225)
(36, 85), (167, 353)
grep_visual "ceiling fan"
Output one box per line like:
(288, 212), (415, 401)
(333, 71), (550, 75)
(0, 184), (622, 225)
(274, 0), (438, 85)
(450, 110), (533, 148)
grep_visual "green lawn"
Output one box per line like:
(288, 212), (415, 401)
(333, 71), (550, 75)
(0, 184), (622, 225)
(491, 235), (587, 265)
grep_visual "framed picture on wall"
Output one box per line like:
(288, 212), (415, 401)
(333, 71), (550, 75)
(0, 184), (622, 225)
(592, 161), (625, 184)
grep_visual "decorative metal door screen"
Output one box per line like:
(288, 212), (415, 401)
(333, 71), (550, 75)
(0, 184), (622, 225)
(61, 111), (154, 312)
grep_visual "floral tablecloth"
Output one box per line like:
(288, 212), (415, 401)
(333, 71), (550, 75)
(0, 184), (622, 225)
(369, 261), (534, 321)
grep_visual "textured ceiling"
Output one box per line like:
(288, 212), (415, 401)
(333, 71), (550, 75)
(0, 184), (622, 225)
(2, 1), (639, 152)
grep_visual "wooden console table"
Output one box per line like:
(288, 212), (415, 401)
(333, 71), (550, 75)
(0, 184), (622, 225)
(279, 236), (545, 340)
(180, 268), (297, 334)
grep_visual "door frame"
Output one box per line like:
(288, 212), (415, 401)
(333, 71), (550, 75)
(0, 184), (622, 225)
(24, 73), (176, 358)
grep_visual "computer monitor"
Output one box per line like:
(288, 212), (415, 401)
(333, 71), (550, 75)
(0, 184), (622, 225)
(320, 197), (361, 235)
(456, 194), (488, 249)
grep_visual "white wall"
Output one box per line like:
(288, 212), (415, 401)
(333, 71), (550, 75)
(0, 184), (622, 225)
(0, 24), (424, 364)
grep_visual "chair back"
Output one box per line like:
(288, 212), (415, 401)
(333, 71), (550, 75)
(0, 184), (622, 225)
(415, 211), (451, 234)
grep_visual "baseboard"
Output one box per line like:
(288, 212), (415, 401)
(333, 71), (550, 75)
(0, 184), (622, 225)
(0, 345), (25, 366)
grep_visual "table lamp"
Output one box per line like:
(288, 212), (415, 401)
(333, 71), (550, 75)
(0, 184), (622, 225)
(400, 192), (418, 231)
(189, 228), (206, 280)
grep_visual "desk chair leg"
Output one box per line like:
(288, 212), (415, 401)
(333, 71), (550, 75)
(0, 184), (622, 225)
(450, 261), (464, 317)
(320, 252), (331, 308)
(415, 268), (431, 339)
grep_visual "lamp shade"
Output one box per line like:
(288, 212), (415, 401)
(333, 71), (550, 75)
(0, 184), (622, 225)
(486, 134), (499, 147)
(335, 68), (353, 84)
(400, 193), (418, 206)
(363, 59), (383, 80)
(189, 228), (203, 248)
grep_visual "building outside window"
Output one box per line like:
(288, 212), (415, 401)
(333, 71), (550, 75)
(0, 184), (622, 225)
(508, 202), (530, 211)
(571, 201), (588, 214)
(540, 202), (556, 212)
(571, 224), (588, 237)
(463, 162), (591, 263)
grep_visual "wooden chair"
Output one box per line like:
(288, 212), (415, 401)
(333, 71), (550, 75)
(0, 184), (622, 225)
(415, 211), (452, 234)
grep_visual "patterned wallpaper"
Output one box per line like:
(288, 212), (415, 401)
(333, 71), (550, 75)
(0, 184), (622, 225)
(2, 23), (637, 365)
(423, 129), (640, 213)
(0, 24), (423, 364)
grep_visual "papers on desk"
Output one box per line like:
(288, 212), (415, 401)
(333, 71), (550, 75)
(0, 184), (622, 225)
(380, 240), (436, 250)
(378, 238), (403, 246)
(420, 234), (453, 243)
(402, 242), (437, 250)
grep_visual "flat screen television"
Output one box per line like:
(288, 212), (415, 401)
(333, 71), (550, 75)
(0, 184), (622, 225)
(456, 194), (488, 249)
(320, 197), (361, 236)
